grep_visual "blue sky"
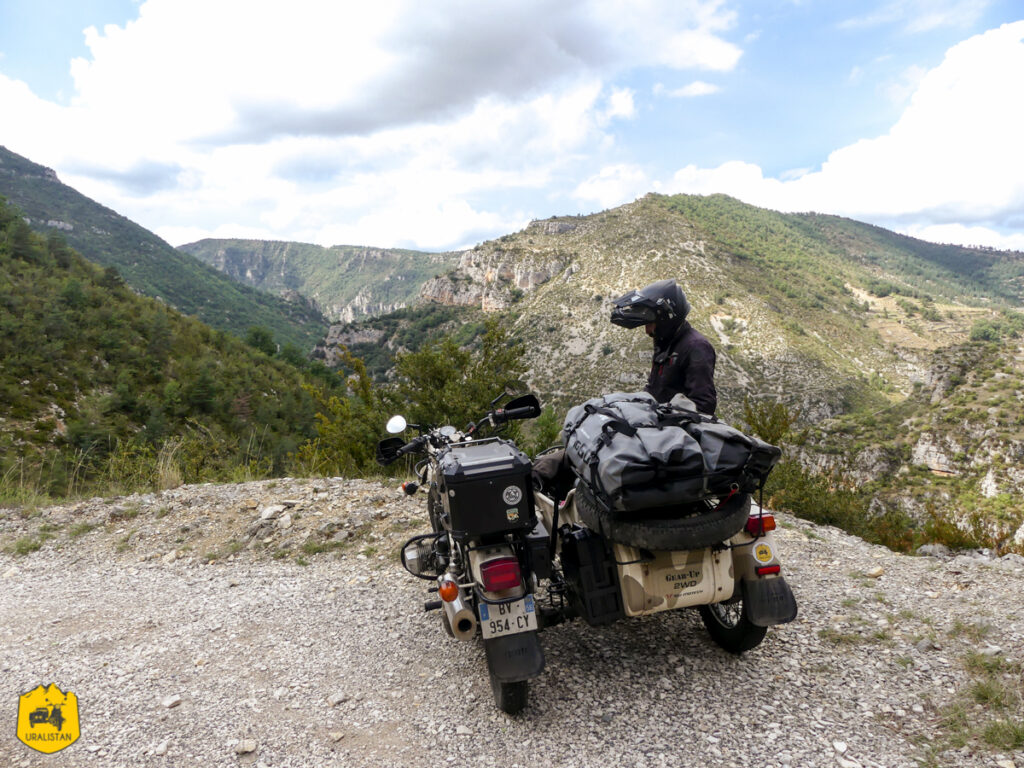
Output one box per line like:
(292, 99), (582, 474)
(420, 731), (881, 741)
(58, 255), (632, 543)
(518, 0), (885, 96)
(2, 0), (1023, 252)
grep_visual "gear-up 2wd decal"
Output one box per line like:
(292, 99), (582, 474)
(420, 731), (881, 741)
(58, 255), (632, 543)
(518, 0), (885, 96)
(753, 542), (774, 563)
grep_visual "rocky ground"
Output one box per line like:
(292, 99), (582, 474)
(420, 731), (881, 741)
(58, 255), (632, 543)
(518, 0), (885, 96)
(1, 477), (1023, 768)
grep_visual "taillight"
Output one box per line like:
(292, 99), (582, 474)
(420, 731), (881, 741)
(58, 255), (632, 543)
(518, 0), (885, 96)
(756, 564), (781, 576)
(745, 513), (776, 536)
(479, 557), (522, 592)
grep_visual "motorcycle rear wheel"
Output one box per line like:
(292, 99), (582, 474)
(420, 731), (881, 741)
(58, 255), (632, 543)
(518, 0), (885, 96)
(489, 672), (528, 715)
(698, 600), (767, 654)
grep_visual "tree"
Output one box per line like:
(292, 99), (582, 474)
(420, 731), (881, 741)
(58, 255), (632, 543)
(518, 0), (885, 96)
(278, 343), (308, 368)
(293, 348), (385, 476)
(390, 318), (526, 429)
(245, 326), (276, 356)
(294, 318), (528, 477)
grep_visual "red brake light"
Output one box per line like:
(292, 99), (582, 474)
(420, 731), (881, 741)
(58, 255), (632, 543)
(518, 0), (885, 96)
(480, 557), (522, 592)
(745, 513), (776, 536)
(756, 564), (781, 576)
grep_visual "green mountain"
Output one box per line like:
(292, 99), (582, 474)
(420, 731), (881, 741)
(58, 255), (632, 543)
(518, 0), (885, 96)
(0, 202), (333, 498)
(346, 194), (1021, 415)
(179, 238), (457, 322)
(330, 193), (1024, 549)
(0, 146), (328, 351)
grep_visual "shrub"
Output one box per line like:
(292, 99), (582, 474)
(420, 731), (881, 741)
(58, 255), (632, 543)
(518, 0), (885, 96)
(743, 397), (800, 445)
(764, 462), (915, 552)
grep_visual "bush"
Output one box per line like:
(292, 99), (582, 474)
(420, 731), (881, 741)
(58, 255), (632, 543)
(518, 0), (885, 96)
(764, 461), (915, 552)
(294, 319), (527, 477)
(742, 397), (800, 445)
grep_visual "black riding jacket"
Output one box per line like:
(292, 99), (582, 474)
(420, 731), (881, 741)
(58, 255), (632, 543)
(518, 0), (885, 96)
(645, 321), (717, 414)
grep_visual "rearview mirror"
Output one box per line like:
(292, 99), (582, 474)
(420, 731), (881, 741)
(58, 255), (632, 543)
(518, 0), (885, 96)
(386, 415), (407, 434)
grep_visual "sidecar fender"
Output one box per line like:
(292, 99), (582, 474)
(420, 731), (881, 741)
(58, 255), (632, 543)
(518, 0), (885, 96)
(742, 576), (798, 627)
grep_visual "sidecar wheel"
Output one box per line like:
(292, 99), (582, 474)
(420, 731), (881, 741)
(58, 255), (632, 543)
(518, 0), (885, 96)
(698, 600), (767, 654)
(489, 673), (528, 715)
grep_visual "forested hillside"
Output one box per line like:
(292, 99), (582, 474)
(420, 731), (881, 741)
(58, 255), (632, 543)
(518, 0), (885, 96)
(180, 238), (456, 323)
(0, 146), (328, 351)
(0, 199), (337, 498)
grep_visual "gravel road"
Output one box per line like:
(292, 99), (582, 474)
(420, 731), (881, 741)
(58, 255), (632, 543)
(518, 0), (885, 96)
(1, 478), (1023, 768)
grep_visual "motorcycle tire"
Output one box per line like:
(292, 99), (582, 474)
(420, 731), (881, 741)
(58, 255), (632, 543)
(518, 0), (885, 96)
(489, 672), (528, 715)
(698, 600), (767, 654)
(575, 486), (751, 551)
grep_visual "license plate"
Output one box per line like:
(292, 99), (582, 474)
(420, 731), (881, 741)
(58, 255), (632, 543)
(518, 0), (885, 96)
(478, 595), (537, 639)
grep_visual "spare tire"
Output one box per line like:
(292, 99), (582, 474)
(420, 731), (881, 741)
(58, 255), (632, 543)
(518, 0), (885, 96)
(575, 485), (750, 551)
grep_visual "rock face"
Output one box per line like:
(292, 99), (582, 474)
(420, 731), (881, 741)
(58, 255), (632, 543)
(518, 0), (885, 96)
(180, 239), (457, 323)
(413, 215), (581, 310)
(333, 284), (406, 324)
(418, 246), (570, 311)
(910, 432), (961, 475)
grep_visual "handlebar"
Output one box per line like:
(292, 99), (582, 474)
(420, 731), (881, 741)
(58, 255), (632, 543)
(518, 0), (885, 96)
(380, 394), (540, 461)
(499, 405), (539, 421)
(397, 435), (429, 456)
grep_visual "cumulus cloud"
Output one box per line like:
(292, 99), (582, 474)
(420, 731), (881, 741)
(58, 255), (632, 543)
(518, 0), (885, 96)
(65, 159), (183, 195)
(0, 0), (742, 249)
(599, 88), (636, 123)
(661, 21), (1024, 249)
(573, 163), (653, 209)
(903, 222), (1024, 251)
(655, 80), (721, 97)
(7, 1), (1018, 254)
(839, 0), (992, 33)
(65, 0), (740, 147)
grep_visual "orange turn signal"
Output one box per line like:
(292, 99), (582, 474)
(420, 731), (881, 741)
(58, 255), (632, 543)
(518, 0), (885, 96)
(745, 513), (777, 536)
(438, 579), (460, 603)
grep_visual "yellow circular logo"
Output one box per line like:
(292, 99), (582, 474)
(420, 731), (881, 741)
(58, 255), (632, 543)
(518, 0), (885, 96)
(753, 543), (774, 563)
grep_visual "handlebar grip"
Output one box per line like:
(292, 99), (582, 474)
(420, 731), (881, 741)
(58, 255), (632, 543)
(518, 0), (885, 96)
(397, 437), (425, 456)
(504, 406), (539, 420)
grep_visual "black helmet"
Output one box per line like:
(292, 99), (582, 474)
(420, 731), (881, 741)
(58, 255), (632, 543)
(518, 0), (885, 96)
(610, 279), (691, 330)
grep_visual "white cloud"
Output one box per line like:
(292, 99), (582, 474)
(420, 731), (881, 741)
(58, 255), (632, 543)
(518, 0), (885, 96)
(661, 21), (1024, 248)
(839, 0), (991, 33)
(902, 222), (1024, 251)
(0, 0), (741, 249)
(573, 164), (653, 209)
(600, 88), (636, 123)
(657, 80), (721, 98)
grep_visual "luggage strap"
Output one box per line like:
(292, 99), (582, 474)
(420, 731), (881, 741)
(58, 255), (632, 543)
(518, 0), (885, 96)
(655, 405), (715, 427)
(582, 404), (638, 445)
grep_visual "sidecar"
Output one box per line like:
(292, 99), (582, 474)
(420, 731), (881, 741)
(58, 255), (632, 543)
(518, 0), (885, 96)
(534, 485), (797, 653)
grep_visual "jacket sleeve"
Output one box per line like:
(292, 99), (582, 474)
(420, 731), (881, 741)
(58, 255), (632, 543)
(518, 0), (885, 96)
(679, 339), (717, 415)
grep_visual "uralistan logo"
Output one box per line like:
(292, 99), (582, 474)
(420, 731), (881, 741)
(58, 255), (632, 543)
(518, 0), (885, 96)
(17, 683), (80, 754)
